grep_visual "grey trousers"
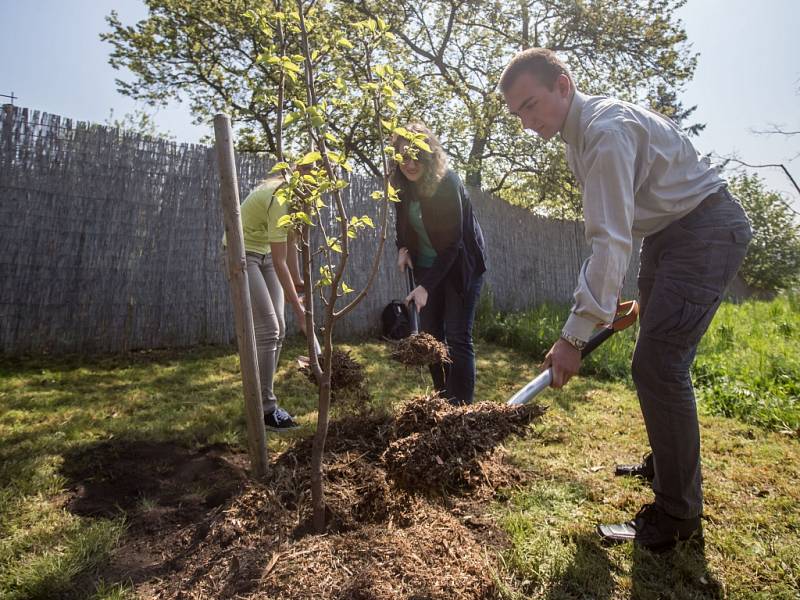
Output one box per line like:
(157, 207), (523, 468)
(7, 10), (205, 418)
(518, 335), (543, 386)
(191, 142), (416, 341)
(245, 252), (285, 415)
(633, 187), (752, 519)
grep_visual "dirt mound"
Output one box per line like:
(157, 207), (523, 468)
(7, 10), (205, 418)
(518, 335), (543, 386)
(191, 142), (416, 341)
(302, 348), (371, 405)
(303, 348), (366, 389)
(384, 395), (547, 492)
(391, 332), (451, 366)
(61, 397), (544, 599)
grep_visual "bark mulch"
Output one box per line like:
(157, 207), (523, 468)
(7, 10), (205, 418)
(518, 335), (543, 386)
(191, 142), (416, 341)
(61, 395), (545, 599)
(391, 332), (451, 367)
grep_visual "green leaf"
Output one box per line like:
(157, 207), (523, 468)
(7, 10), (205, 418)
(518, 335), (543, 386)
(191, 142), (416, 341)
(337, 38), (354, 49)
(298, 151), (321, 165)
(282, 112), (300, 127)
(294, 211), (313, 225)
(318, 265), (333, 287)
(277, 214), (292, 227)
(412, 138), (431, 152)
(270, 161), (290, 173)
(326, 236), (342, 253)
(341, 282), (354, 294)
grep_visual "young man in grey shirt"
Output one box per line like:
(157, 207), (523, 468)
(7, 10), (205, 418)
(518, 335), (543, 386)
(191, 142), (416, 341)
(500, 48), (752, 551)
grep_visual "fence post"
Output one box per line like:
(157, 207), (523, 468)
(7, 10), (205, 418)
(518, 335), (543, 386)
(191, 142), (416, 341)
(213, 114), (269, 478)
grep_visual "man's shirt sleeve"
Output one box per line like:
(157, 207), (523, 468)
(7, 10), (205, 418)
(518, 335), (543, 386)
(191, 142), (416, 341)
(563, 126), (636, 342)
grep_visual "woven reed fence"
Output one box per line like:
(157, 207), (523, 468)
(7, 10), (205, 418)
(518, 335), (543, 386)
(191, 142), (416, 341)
(0, 105), (638, 355)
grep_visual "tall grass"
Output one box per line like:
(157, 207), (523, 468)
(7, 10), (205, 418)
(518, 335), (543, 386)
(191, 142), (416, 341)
(476, 289), (800, 433)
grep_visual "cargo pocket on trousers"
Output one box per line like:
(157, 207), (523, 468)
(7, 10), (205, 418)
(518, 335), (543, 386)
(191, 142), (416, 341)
(641, 278), (720, 348)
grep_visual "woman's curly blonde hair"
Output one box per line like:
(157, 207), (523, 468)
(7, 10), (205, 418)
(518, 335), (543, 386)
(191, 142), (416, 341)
(390, 122), (449, 199)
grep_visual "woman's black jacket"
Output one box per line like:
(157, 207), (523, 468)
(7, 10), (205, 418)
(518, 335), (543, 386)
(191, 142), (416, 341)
(394, 169), (487, 294)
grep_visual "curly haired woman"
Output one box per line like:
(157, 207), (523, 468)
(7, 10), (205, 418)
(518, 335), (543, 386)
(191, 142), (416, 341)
(392, 122), (488, 405)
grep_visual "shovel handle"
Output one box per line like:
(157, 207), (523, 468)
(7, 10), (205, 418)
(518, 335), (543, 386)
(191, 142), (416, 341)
(406, 268), (420, 335)
(507, 300), (639, 406)
(581, 300), (639, 357)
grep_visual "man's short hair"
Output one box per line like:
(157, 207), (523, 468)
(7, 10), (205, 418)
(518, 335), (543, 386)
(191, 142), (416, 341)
(499, 48), (571, 93)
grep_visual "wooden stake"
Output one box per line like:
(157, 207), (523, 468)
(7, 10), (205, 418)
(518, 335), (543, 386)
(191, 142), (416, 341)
(213, 114), (269, 478)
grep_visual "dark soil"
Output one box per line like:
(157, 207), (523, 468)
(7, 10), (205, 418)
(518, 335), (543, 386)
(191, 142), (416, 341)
(60, 395), (544, 599)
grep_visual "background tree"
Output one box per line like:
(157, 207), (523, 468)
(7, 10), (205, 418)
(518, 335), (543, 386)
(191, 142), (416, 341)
(103, 0), (404, 173)
(347, 0), (701, 216)
(104, 0), (700, 216)
(729, 174), (800, 291)
(105, 107), (175, 140)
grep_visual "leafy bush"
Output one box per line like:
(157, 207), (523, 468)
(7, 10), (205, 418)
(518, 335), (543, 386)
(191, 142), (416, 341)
(730, 174), (800, 291)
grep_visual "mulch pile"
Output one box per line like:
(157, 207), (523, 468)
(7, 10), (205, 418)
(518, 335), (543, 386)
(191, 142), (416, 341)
(302, 348), (371, 404)
(384, 394), (547, 492)
(62, 395), (545, 600)
(391, 332), (451, 366)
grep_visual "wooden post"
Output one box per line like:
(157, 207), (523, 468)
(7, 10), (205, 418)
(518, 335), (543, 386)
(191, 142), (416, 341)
(213, 113), (269, 478)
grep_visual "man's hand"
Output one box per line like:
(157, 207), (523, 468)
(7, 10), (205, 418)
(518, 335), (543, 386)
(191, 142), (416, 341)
(397, 247), (413, 272)
(541, 337), (582, 388)
(405, 285), (428, 311)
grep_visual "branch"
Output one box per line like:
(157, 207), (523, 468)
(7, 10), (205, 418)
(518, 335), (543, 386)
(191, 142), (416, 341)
(719, 155), (800, 216)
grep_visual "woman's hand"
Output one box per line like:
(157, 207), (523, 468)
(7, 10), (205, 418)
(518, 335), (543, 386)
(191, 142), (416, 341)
(293, 300), (308, 335)
(397, 247), (413, 272)
(405, 285), (428, 311)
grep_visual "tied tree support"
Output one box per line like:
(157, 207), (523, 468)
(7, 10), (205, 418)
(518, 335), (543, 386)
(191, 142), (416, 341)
(213, 113), (269, 478)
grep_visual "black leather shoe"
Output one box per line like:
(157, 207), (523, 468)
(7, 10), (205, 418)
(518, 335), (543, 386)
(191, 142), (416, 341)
(597, 503), (702, 552)
(614, 452), (655, 482)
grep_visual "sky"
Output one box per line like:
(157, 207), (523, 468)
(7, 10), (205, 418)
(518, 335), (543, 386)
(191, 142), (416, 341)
(1, 0), (798, 210)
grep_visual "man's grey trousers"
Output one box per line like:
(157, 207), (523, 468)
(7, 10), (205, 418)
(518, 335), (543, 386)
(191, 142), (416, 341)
(633, 187), (752, 519)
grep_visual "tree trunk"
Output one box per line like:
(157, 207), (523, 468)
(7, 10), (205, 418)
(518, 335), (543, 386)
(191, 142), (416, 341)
(465, 132), (486, 189)
(311, 326), (334, 533)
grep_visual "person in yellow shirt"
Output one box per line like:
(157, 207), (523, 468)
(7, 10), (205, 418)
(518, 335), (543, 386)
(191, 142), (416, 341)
(230, 173), (306, 431)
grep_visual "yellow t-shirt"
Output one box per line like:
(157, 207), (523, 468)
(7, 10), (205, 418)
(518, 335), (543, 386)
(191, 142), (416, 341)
(224, 178), (289, 254)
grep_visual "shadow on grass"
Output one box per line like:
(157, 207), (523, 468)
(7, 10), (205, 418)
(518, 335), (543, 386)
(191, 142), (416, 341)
(55, 438), (249, 598)
(631, 533), (724, 599)
(545, 532), (614, 600)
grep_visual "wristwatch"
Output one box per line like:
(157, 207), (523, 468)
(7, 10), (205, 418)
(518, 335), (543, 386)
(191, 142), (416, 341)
(560, 331), (587, 351)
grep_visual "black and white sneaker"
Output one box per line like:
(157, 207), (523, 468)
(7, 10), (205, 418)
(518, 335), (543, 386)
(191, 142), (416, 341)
(264, 407), (300, 432)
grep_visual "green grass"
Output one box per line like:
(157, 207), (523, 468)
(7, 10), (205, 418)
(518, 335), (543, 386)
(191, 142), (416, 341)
(1, 316), (799, 598)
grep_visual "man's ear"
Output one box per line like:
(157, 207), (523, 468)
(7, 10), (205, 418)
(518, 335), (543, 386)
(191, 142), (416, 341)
(557, 73), (571, 97)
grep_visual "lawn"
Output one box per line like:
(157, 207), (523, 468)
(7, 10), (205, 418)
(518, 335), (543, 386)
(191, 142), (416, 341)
(1, 304), (798, 598)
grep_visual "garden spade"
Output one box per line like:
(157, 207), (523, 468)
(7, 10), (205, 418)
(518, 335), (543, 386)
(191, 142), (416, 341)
(507, 300), (639, 406)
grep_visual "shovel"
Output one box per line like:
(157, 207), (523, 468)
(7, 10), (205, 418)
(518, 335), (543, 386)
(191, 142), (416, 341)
(507, 300), (639, 406)
(406, 267), (420, 335)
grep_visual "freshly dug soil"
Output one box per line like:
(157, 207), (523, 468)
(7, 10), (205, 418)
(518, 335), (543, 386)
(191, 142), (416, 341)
(391, 332), (451, 366)
(60, 395), (545, 599)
